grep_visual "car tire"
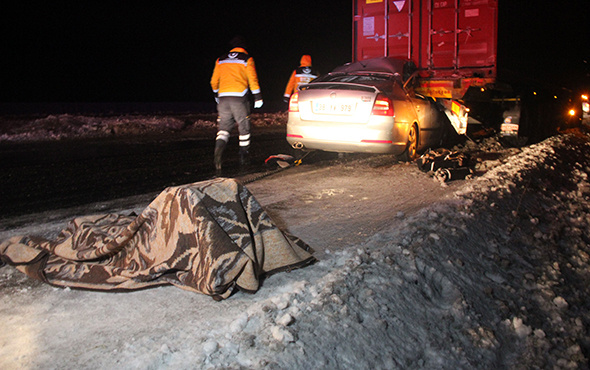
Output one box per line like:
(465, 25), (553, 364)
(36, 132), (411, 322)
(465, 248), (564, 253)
(398, 124), (419, 162)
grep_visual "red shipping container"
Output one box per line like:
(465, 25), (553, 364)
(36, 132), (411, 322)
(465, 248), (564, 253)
(353, 0), (498, 79)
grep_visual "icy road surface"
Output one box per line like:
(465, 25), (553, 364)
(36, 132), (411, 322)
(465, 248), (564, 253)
(1, 113), (589, 368)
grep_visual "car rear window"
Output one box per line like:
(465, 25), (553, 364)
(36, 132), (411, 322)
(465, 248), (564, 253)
(304, 83), (376, 93)
(315, 74), (394, 84)
(305, 73), (398, 94)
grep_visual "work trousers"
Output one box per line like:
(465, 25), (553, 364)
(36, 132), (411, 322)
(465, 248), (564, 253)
(216, 96), (251, 148)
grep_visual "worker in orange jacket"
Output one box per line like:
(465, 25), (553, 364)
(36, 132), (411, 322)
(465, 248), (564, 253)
(283, 55), (319, 103)
(210, 35), (263, 173)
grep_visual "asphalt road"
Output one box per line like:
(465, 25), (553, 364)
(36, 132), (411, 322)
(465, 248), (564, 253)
(0, 131), (306, 218)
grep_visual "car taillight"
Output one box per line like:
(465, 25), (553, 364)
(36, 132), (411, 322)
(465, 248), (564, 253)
(371, 94), (394, 116)
(289, 92), (299, 112)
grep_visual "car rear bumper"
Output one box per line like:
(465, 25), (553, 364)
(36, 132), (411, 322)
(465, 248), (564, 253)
(287, 135), (406, 154)
(287, 115), (407, 155)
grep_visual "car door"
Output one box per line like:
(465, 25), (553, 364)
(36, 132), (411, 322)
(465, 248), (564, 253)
(403, 73), (443, 149)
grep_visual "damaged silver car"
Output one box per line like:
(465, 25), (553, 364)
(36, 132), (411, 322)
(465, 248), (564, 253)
(286, 57), (450, 161)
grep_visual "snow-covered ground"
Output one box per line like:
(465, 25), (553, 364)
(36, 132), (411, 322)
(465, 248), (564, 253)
(1, 114), (589, 369)
(0, 112), (285, 142)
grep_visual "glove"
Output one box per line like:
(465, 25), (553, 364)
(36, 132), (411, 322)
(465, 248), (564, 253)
(254, 100), (263, 109)
(215, 97), (219, 104)
(283, 96), (290, 104)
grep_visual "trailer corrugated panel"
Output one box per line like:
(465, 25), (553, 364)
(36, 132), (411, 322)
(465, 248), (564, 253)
(353, 0), (497, 79)
(352, 0), (413, 61)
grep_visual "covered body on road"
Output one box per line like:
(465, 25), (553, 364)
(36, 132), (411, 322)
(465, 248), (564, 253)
(0, 178), (315, 300)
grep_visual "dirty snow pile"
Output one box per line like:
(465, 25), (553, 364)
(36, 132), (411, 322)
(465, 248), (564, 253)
(0, 112), (286, 142)
(172, 134), (589, 369)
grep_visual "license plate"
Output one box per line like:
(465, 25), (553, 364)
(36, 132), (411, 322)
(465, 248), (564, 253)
(500, 123), (519, 136)
(312, 101), (355, 115)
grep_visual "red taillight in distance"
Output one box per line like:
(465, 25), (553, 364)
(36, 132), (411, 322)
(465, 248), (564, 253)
(371, 94), (394, 116)
(288, 92), (299, 112)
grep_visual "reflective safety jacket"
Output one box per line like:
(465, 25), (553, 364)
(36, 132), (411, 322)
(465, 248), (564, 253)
(284, 55), (319, 99)
(211, 47), (262, 100)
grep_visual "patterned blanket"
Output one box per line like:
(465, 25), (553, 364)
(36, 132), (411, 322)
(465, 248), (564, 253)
(0, 178), (315, 300)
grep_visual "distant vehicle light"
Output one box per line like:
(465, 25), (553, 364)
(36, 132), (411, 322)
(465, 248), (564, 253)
(500, 123), (519, 136)
(568, 109), (576, 116)
(289, 92), (299, 112)
(371, 94), (394, 116)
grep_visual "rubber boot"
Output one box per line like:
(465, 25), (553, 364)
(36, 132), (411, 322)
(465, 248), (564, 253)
(239, 146), (250, 167)
(214, 139), (226, 176)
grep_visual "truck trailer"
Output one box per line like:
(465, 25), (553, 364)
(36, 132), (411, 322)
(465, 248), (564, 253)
(353, 0), (579, 145)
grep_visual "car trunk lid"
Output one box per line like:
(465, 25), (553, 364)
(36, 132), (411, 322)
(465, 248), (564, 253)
(298, 84), (378, 123)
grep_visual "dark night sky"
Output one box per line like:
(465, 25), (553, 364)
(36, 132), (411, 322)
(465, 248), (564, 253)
(0, 1), (352, 105)
(0, 1), (588, 106)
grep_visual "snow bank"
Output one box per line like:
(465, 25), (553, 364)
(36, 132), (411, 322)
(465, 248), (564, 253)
(124, 134), (589, 369)
(0, 112), (287, 142)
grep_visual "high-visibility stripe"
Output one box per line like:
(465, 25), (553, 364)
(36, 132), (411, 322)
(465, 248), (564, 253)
(216, 130), (230, 142)
(218, 89), (249, 97)
(239, 133), (250, 146)
(218, 59), (248, 66)
(295, 73), (318, 78)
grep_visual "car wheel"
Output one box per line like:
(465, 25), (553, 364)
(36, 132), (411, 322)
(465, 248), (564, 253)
(398, 124), (419, 162)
